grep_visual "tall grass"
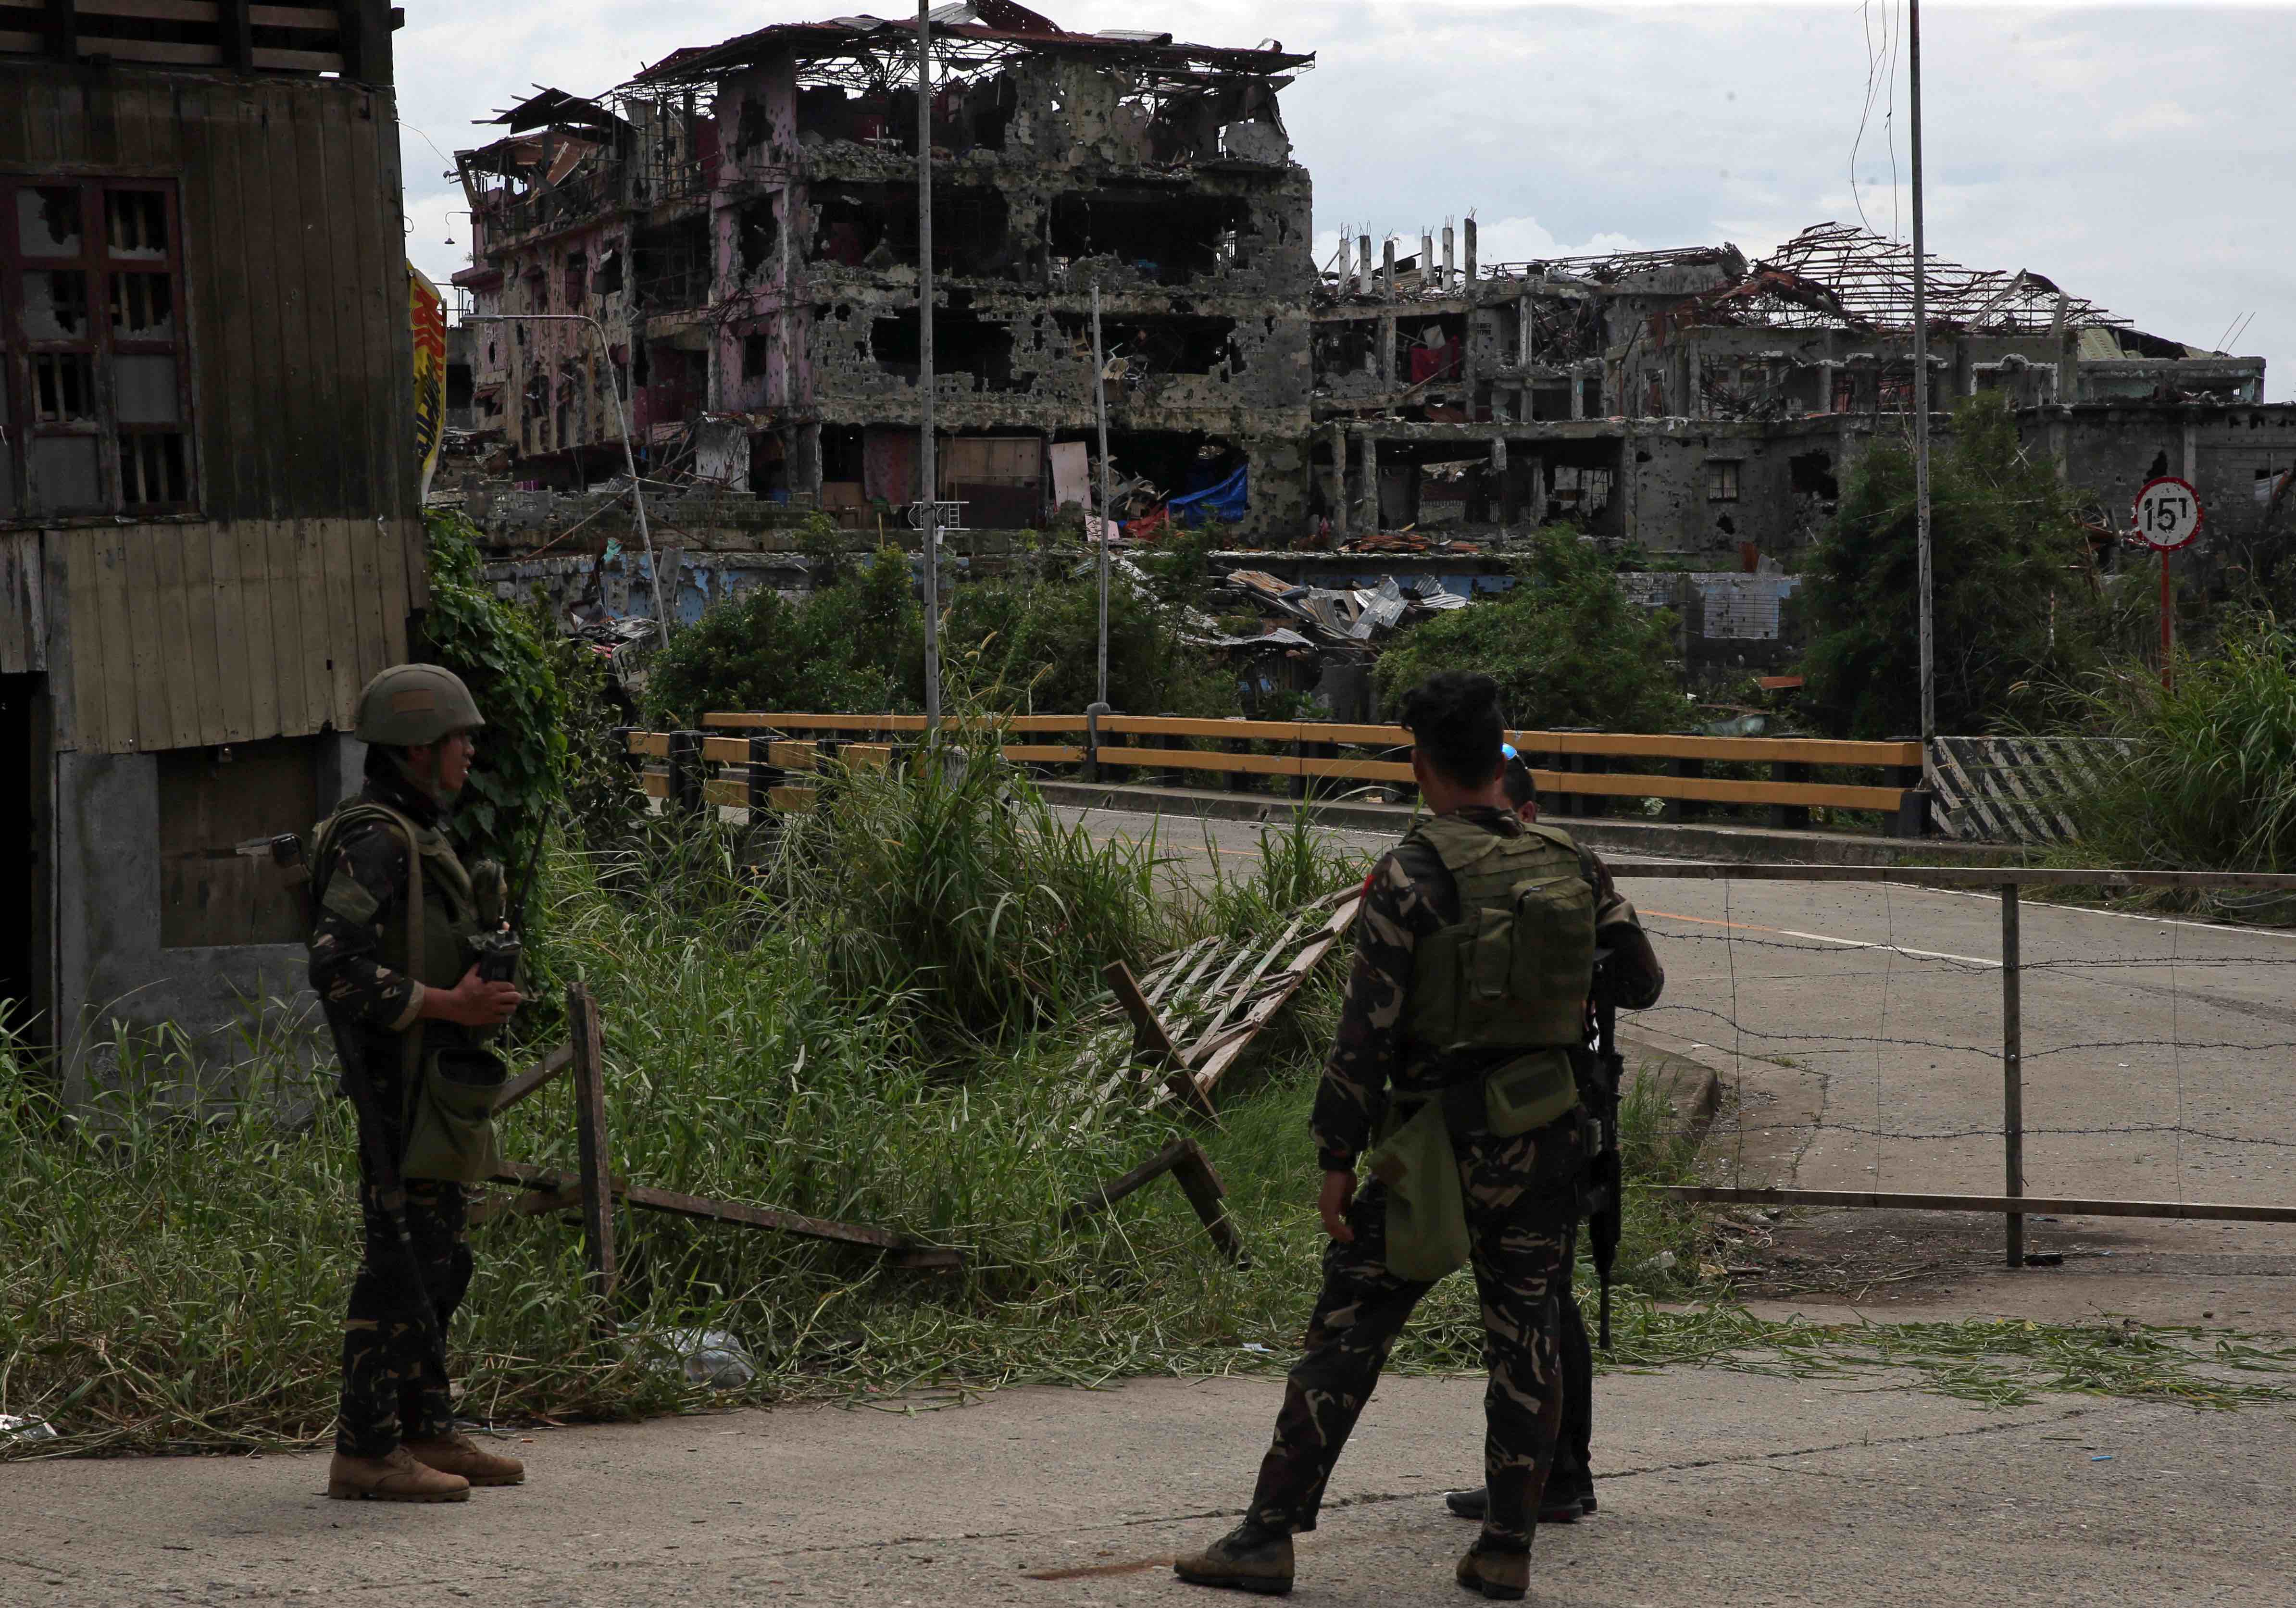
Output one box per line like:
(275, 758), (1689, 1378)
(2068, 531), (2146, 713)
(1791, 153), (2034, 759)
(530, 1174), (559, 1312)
(2060, 616), (2296, 873)
(27, 744), (2245, 1457)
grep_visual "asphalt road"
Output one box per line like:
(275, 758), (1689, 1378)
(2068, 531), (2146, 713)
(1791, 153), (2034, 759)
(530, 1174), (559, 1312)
(10, 1372), (2291, 1606)
(1061, 804), (2296, 1330)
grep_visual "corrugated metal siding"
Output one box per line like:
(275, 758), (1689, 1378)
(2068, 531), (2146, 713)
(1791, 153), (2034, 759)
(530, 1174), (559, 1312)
(1, 65), (423, 751)
(58, 518), (412, 752)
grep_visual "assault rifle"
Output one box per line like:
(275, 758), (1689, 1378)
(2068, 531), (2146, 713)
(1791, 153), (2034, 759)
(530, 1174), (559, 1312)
(249, 832), (449, 1382)
(1587, 989), (1625, 1350)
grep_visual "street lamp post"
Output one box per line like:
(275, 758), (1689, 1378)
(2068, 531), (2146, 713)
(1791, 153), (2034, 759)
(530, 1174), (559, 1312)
(462, 311), (667, 639)
(916, 0), (942, 733)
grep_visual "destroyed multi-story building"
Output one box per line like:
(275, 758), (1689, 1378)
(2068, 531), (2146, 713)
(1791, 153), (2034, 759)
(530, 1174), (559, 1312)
(452, 5), (1317, 539)
(2, 2), (421, 1089)
(1309, 221), (2284, 569)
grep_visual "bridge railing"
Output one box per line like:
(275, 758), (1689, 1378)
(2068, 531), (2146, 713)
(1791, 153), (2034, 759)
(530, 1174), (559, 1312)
(620, 713), (1934, 836)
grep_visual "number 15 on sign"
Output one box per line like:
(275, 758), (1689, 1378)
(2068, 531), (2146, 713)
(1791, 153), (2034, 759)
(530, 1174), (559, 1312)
(2134, 476), (2203, 688)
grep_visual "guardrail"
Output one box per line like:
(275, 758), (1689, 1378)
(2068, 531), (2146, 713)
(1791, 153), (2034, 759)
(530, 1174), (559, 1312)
(620, 712), (1933, 835)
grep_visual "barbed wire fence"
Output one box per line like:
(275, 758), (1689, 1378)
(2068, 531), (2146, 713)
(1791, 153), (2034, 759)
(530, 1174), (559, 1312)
(1606, 862), (2296, 1267)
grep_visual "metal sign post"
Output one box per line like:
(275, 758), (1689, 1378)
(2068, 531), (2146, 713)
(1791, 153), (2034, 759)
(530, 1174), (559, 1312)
(2134, 474), (2204, 690)
(1909, 0), (1935, 776)
(916, 0), (940, 732)
(1091, 285), (1113, 709)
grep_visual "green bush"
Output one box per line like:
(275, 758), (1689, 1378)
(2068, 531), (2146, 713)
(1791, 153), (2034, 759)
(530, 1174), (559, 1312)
(2060, 614), (2296, 872)
(642, 538), (924, 725)
(942, 573), (1236, 716)
(1801, 394), (2101, 739)
(417, 510), (567, 873)
(1373, 529), (1685, 732)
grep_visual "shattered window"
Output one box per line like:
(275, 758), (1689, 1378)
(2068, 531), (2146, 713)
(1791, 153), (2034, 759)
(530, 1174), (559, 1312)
(1, 178), (194, 517)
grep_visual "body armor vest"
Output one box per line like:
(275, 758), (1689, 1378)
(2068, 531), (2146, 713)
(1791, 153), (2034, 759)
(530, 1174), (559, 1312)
(1403, 813), (1597, 1063)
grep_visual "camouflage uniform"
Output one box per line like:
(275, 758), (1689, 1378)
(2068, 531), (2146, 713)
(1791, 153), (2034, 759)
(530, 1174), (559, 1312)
(307, 765), (473, 1461)
(1243, 806), (1659, 1551)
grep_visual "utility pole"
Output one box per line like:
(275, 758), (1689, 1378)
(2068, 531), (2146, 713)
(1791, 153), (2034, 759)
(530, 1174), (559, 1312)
(1910, 0), (1935, 766)
(916, 0), (941, 732)
(1092, 284), (1113, 707)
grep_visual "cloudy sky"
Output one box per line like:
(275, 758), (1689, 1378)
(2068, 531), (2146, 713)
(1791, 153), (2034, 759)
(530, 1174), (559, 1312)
(396, 2), (2296, 396)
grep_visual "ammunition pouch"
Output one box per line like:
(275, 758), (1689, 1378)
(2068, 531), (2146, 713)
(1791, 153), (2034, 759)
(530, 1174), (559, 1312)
(401, 1042), (507, 1184)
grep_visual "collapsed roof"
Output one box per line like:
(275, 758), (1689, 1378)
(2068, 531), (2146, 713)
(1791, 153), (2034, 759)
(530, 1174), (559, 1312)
(630, 3), (1314, 92)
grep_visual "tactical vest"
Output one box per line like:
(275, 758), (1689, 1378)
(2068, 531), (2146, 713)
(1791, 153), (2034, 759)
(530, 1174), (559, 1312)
(313, 798), (505, 1183)
(1402, 812), (1597, 1115)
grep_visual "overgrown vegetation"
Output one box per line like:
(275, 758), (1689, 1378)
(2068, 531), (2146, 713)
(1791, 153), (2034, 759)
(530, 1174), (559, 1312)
(1801, 394), (2103, 739)
(418, 509), (569, 872)
(2058, 613), (2296, 873)
(1373, 528), (1685, 732)
(10, 750), (2291, 1458)
(644, 517), (1234, 723)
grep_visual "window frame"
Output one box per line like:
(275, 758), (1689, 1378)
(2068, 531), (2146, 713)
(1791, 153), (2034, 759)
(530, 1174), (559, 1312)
(1706, 458), (1742, 503)
(0, 175), (198, 521)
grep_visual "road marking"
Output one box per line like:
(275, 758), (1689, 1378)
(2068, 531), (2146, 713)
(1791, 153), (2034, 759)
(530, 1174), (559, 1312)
(1645, 909), (2000, 969)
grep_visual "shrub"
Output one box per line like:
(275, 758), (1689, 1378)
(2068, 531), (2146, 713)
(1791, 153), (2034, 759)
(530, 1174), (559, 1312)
(2060, 614), (2296, 872)
(1801, 393), (2101, 739)
(1373, 529), (1684, 732)
(642, 541), (924, 725)
(417, 510), (567, 873)
(941, 573), (1236, 716)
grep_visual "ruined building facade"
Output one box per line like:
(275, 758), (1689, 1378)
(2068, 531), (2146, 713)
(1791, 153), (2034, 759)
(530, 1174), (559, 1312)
(1309, 223), (2284, 569)
(455, 9), (1316, 539)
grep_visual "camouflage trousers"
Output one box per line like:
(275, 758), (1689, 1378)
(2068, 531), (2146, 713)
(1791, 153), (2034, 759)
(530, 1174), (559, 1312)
(336, 1054), (473, 1458)
(1246, 1112), (1580, 1551)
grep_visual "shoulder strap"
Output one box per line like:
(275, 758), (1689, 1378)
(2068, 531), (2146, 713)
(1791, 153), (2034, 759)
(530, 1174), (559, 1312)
(353, 801), (429, 1089)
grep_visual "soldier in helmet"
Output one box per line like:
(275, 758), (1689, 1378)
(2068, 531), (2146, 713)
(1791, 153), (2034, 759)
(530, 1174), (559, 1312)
(1173, 672), (1647, 1601)
(308, 663), (526, 1503)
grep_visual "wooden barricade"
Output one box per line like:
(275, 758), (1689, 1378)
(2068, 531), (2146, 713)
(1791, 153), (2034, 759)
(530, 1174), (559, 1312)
(470, 983), (962, 1295)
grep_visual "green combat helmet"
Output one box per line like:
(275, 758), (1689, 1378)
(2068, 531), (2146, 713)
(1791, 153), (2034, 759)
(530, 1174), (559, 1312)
(354, 663), (485, 748)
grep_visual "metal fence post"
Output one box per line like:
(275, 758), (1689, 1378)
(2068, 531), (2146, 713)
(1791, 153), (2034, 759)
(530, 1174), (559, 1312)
(2001, 882), (2025, 1268)
(1083, 701), (1109, 785)
(666, 730), (703, 816)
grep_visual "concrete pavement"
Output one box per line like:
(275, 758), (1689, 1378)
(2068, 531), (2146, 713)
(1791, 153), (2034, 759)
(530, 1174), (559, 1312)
(8, 1371), (2291, 1605)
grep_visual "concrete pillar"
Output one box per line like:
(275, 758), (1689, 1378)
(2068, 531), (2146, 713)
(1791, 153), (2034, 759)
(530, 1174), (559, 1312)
(1463, 217), (1477, 283)
(1357, 233), (1373, 297)
(1327, 423), (1350, 543)
(1528, 453), (1547, 527)
(1378, 312), (1397, 389)
(1442, 224), (1455, 289)
(2183, 419), (2198, 486)
(1362, 434), (1381, 530)
(1491, 438), (1512, 525)
(1421, 232), (1435, 289)
(1381, 237), (1396, 301)
(1571, 367), (1585, 421)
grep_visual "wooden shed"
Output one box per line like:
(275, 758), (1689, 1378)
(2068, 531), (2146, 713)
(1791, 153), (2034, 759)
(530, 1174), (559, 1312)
(0, 2), (420, 1093)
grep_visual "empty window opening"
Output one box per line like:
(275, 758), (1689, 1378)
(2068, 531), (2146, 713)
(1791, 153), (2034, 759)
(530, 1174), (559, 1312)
(743, 333), (770, 379)
(1789, 451), (1838, 499)
(737, 199), (780, 278)
(1312, 319), (1377, 375)
(632, 216), (711, 311)
(1529, 382), (1572, 422)
(735, 96), (771, 160)
(812, 182), (1014, 278)
(562, 253), (586, 312)
(596, 247), (624, 296)
(871, 307), (1024, 392)
(1062, 313), (1243, 378)
(1049, 190), (1251, 285)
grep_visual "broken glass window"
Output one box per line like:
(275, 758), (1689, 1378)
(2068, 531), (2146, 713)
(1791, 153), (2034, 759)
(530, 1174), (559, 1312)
(16, 186), (81, 257)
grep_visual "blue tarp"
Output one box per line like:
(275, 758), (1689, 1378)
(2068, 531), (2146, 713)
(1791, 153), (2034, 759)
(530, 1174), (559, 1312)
(1168, 465), (1248, 527)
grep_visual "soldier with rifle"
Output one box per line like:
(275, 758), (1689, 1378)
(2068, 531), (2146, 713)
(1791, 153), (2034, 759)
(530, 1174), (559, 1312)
(299, 664), (529, 1503)
(1442, 749), (1663, 1529)
(1173, 674), (1653, 1601)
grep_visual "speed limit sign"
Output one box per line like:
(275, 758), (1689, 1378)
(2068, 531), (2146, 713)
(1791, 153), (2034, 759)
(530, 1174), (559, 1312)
(2134, 476), (2204, 551)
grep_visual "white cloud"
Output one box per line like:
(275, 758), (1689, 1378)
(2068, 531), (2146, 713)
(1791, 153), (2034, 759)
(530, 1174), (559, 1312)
(398, 2), (2296, 393)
